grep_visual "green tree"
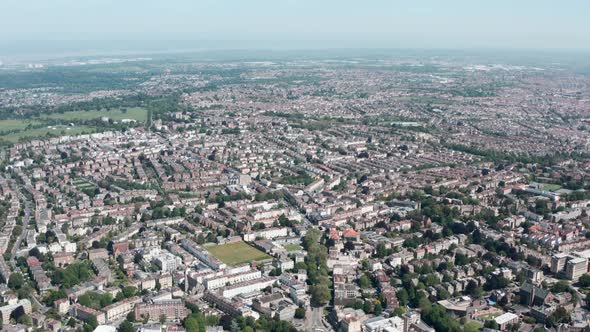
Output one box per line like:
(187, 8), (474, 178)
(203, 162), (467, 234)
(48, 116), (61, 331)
(579, 274), (590, 287)
(303, 229), (331, 306)
(52, 262), (93, 288)
(100, 293), (113, 308)
(397, 289), (409, 306)
(87, 316), (99, 330)
(16, 314), (32, 326)
(363, 301), (373, 314)
(374, 303), (383, 316)
(183, 313), (207, 332)
(437, 288), (450, 300)
(551, 281), (570, 293)
(295, 307), (306, 319)
(119, 286), (137, 299)
(484, 320), (500, 330)
(375, 243), (388, 258)
(42, 289), (68, 306)
(8, 273), (24, 290)
(310, 283), (331, 306)
(205, 315), (219, 326)
(454, 253), (468, 266)
(393, 307), (405, 316)
(118, 320), (134, 332)
(359, 275), (371, 289)
(421, 304), (462, 332)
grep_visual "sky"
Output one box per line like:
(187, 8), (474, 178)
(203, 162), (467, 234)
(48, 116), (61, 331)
(1, 0), (589, 54)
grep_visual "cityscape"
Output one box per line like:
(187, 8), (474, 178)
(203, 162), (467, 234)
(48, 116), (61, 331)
(1, 2), (590, 332)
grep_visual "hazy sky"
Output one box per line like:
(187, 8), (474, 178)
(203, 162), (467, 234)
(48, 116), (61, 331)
(1, 0), (589, 51)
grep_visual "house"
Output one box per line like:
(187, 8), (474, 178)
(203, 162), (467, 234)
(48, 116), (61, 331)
(494, 312), (518, 330)
(54, 298), (70, 315)
(520, 283), (552, 307)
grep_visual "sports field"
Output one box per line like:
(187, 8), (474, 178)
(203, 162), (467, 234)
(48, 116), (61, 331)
(0, 107), (148, 145)
(0, 125), (97, 143)
(207, 241), (271, 266)
(42, 107), (148, 122)
(0, 119), (42, 133)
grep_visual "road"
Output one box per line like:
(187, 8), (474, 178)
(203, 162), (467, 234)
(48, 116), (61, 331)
(302, 306), (334, 332)
(29, 289), (49, 313)
(570, 285), (586, 309)
(6, 182), (49, 313)
(9, 188), (31, 269)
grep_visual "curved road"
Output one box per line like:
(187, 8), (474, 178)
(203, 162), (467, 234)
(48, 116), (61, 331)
(9, 190), (31, 269)
(8, 183), (48, 313)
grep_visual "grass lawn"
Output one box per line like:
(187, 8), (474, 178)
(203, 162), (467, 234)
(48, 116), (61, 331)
(464, 321), (483, 332)
(42, 107), (148, 123)
(0, 119), (42, 133)
(207, 241), (271, 266)
(542, 183), (561, 191)
(0, 125), (98, 143)
(0, 107), (148, 145)
(73, 179), (95, 189)
(478, 313), (501, 320)
(283, 244), (302, 252)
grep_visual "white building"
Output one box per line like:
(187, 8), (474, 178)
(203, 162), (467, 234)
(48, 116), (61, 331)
(494, 312), (518, 330)
(221, 277), (276, 298)
(204, 269), (262, 290)
(274, 258), (294, 272)
(153, 253), (183, 272)
(181, 239), (226, 270)
(363, 316), (405, 332)
(243, 227), (289, 242)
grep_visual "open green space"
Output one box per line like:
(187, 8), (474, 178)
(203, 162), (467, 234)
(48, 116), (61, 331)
(283, 244), (302, 252)
(542, 183), (561, 192)
(0, 125), (98, 143)
(73, 178), (95, 190)
(464, 320), (483, 332)
(0, 107), (146, 144)
(477, 312), (501, 320)
(0, 119), (43, 133)
(207, 241), (271, 266)
(42, 107), (148, 123)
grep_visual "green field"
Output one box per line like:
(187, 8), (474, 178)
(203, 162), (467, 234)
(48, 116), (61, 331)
(42, 107), (148, 122)
(283, 244), (302, 252)
(0, 125), (97, 143)
(464, 321), (483, 332)
(478, 312), (501, 320)
(542, 183), (561, 192)
(0, 119), (42, 133)
(73, 178), (95, 189)
(0, 107), (148, 145)
(208, 241), (271, 266)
